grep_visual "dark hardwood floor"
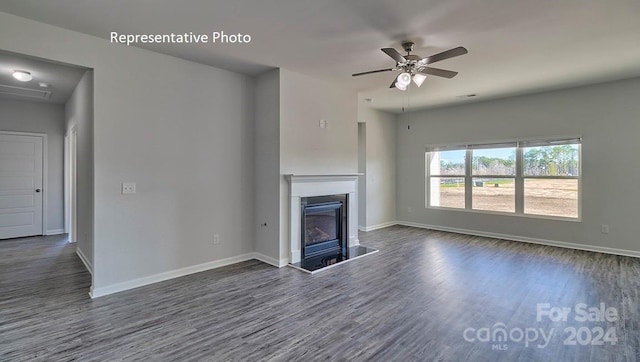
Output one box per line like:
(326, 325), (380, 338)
(1, 227), (639, 361)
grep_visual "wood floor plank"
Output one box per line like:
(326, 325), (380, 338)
(1, 227), (639, 361)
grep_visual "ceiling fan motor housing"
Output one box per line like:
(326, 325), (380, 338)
(402, 41), (415, 54)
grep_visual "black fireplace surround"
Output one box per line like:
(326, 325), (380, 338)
(300, 194), (347, 260)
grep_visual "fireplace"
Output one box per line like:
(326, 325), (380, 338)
(286, 174), (377, 271)
(301, 195), (347, 260)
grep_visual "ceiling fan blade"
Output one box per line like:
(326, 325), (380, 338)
(389, 78), (397, 88)
(381, 48), (407, 63)
(422, 46), (468, 64)
(420, 67), (458, 79)
(352, 68), (394, 77)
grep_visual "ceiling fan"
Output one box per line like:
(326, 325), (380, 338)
(352, 41), (468, 91)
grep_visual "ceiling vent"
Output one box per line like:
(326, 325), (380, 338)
(0, 83), (51, 100)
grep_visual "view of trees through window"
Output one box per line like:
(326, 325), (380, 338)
(524, 145), (579, 176)
(427, 140), (580, 218)
(471, 147), (515, 213)
(523, 144), (579, 218)
(472, 148), (515, 176)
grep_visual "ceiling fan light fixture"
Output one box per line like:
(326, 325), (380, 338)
(395, 82), (408, 91)
(413, 73), (427, 87)
(397, 72), (411, 87)
(13, 70), (32, 82)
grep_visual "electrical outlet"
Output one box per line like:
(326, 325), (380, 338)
(213, 234), (220, 244)
(121, 182), (136, 194)
(601, 225), (610, 234)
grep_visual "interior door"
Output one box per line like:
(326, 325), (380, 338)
(0, 133), (44, 239)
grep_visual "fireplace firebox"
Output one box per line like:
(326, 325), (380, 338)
(300, 194), (347, 260)
(287, 174), (378, 273)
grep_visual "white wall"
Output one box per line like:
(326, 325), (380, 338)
(253, 69), (280, 261)
(0, 12), (255, 295)
(64, 70), (94, 268)
(278, 69), (358, 261)
(0, 99), (65, 233)
(396, 77), (640, 253)
(360, 108), (396, 229)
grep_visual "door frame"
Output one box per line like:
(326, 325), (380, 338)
(64, 125), (78, 242)
(0, 130), (48, 236)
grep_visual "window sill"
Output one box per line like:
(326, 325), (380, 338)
(426, 205), (581, 222)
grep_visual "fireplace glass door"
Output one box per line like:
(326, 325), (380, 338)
(301, 196), (346, 259)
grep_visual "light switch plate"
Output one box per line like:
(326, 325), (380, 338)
(122, 182), (136, 194)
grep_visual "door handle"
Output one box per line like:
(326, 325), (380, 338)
(35, 189), (41, 193)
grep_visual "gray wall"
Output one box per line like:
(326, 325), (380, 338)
(279, 69), (358, 175)
(396, 77), (640, 253)
(358, 123), (366, 227)
(278, 69), (358, 261)
(361, 108), (396, 228)
(0, 98), (65, 233)
(252, 68), (359, 263)
(0, 12), (255, 293)
(65, 70), (94, 268)
(253, 69), (280, 261)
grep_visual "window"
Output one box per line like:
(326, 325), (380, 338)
(428, 149), (465, 209)
(522, 141), (580, 218)
(426, 138), (581, 219)
(471, 145), (516, 213)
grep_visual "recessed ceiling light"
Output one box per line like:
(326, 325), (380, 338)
(13, 70), (33, 82)
(38, 82), (49, 88)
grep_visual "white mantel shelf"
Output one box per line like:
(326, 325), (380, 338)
(285, 174), (363, 182)
(286, 173), (362, 264)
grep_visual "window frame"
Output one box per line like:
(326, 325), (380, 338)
(425, 137), (582, 221)
(427, 149), (466, 210)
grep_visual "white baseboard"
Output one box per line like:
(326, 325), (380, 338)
(90, 253), (255, 298)
(397, 221), (640, 259)
(252, 252), (288, 267)
(359, 221), (398, 232)
(46, 229), (65, 235)
(76, 247), (93, 275)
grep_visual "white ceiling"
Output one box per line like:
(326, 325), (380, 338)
(1, 0), (639, 112)
(0, 50), (87, 104)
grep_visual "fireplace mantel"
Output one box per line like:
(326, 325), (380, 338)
(286, 174), (362, 264)
(286, 174), (361, 183)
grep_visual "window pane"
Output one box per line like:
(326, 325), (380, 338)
(430, 150), (465, 175)
(430, 177), (465, 208)
(523, 144), (580, 176)
(471, 148), (516, 176)
(524, 179), (578, 218)
(472, 178), (515, 213)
